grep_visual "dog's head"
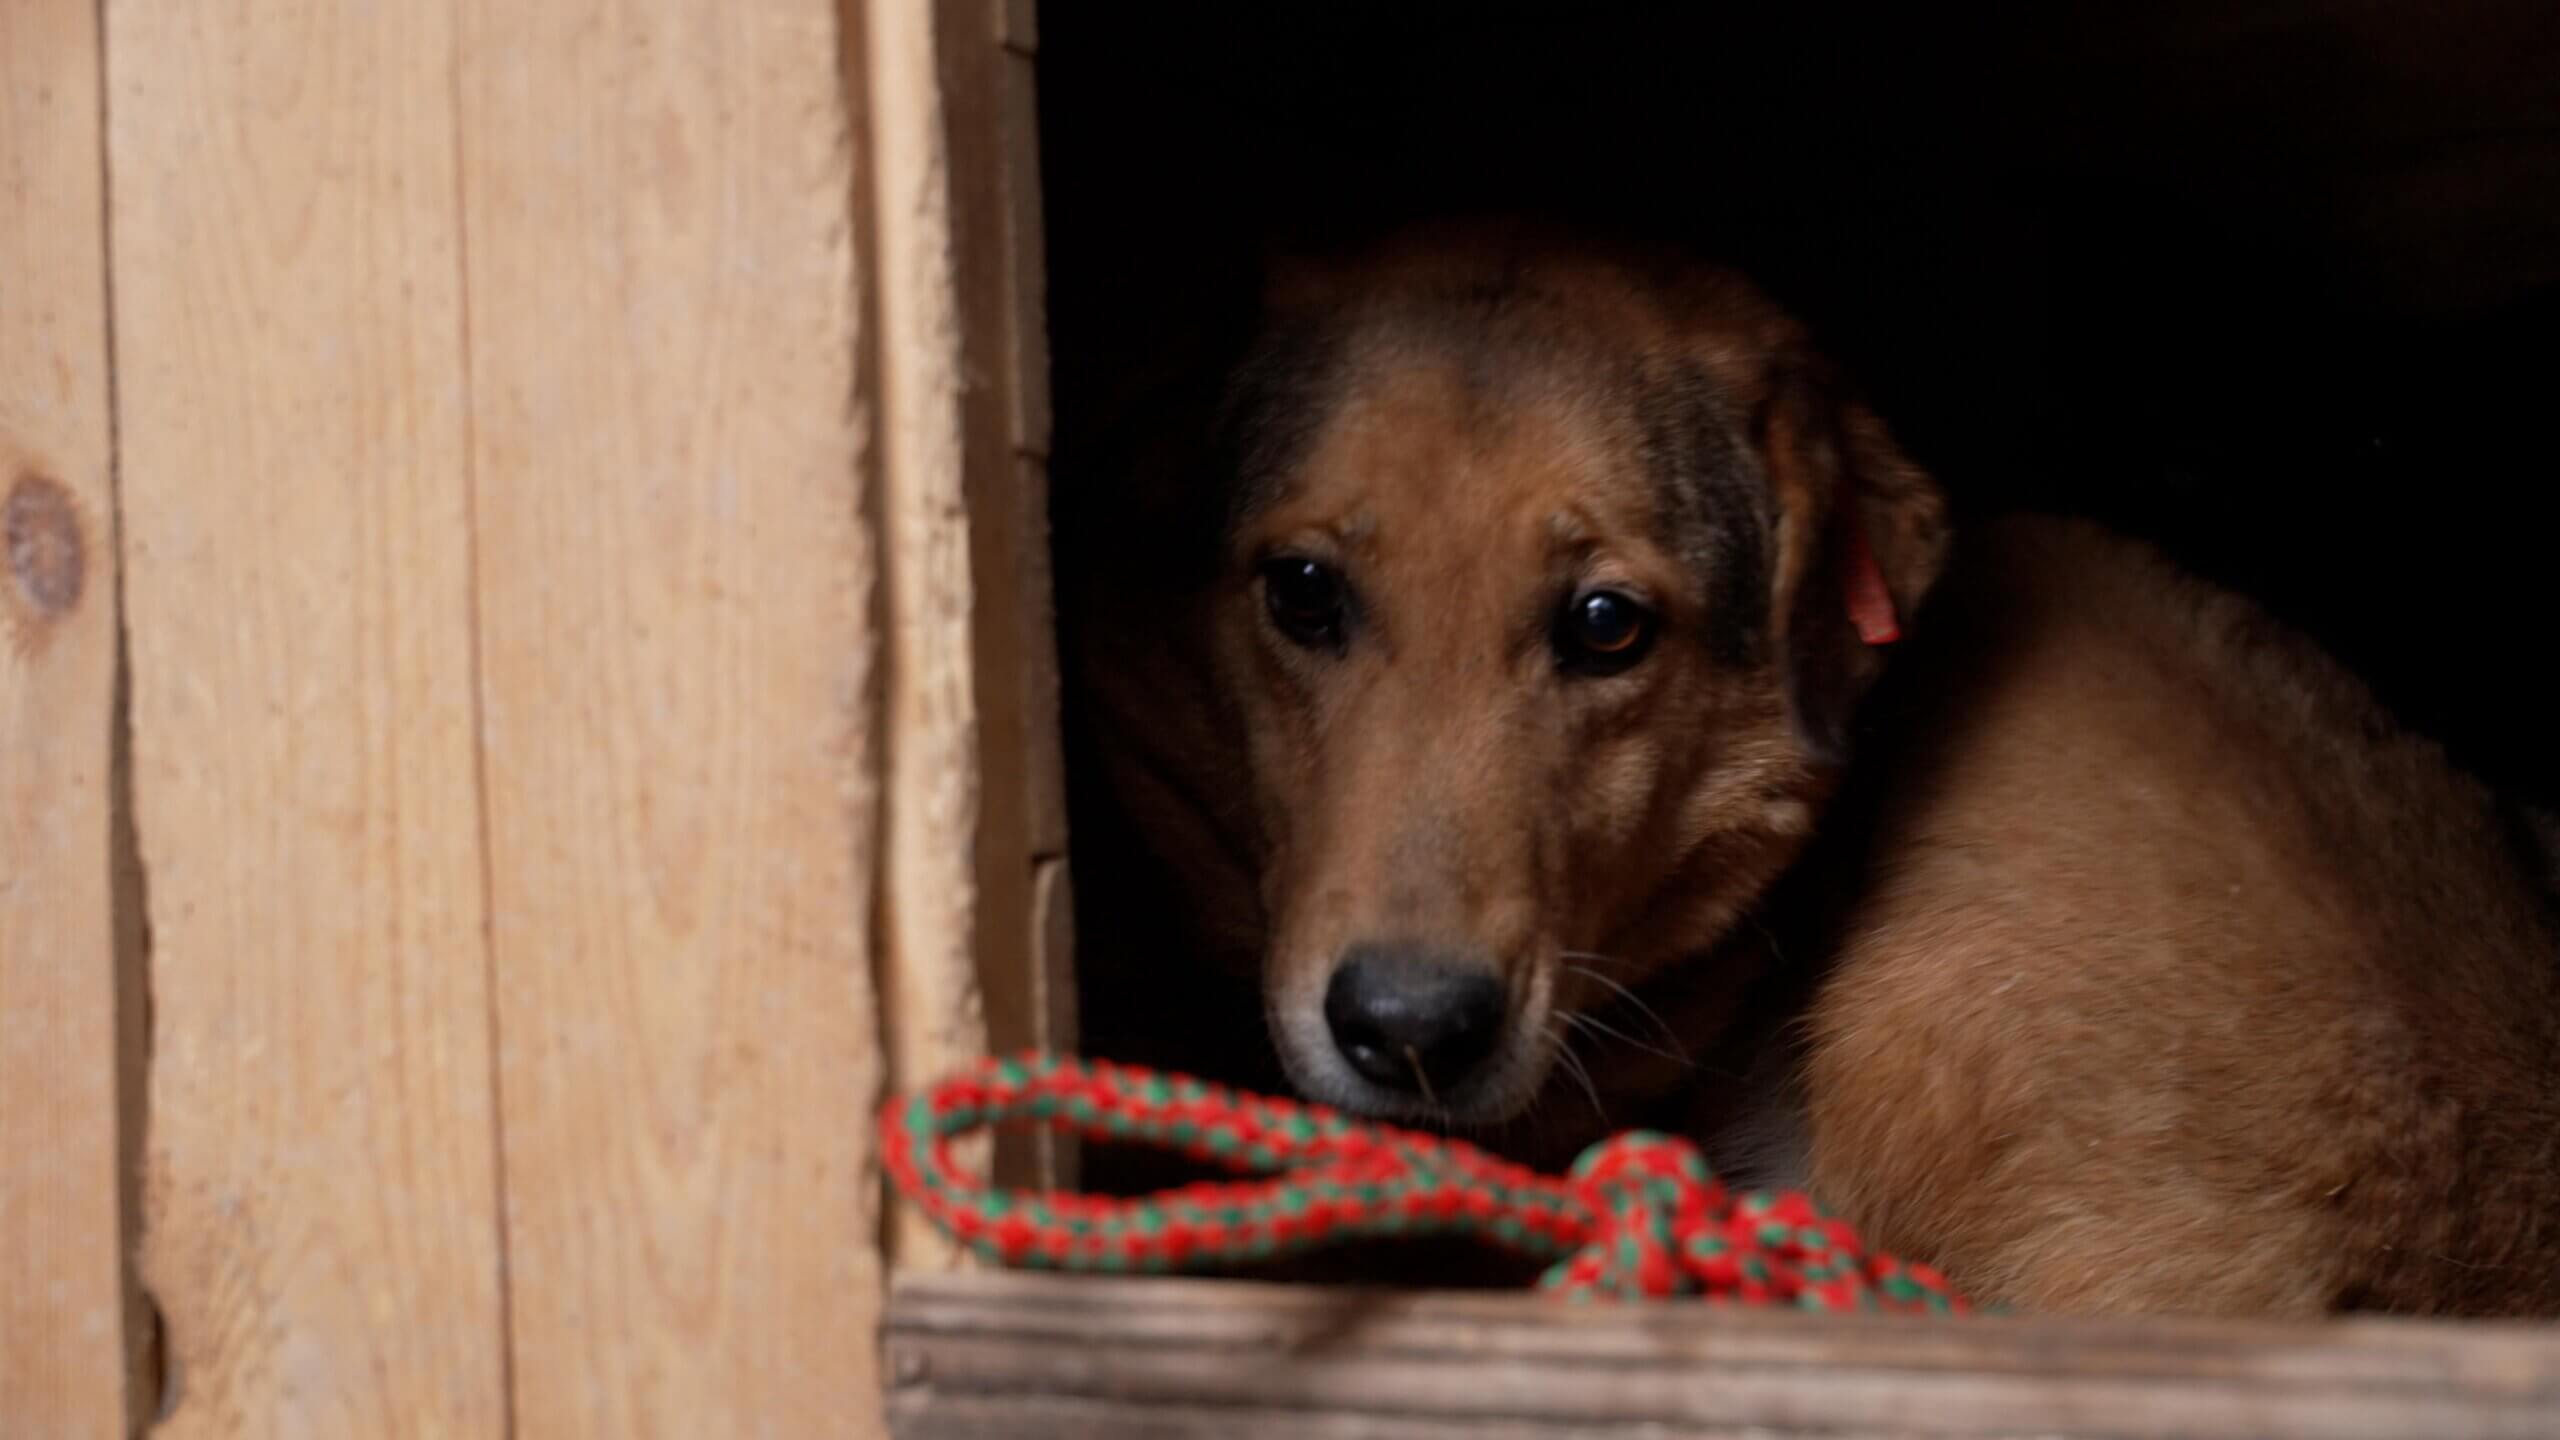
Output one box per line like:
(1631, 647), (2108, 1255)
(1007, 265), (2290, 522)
(1096, 228), (1947, 1125)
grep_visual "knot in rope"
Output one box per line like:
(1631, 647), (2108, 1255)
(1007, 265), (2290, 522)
(882, 1052), (1968, 1314)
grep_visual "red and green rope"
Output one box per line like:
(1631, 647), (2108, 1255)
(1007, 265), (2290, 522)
(881, 1052), (1970, 1314)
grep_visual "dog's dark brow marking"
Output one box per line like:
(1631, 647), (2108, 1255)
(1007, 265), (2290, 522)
(1633, 357), (1772, 667)
(1212, 311), (1355, 547)
(1217, 294), (1549, 553)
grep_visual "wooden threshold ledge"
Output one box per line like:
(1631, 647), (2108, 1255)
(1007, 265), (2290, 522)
(885, 1271), (2560, 1438)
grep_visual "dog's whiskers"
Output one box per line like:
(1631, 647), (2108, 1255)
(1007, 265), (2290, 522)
(1520, 1088), (1547, 1133)
(1561, 1007), (1691, 1068)
(1545, 1019), (1610, 1120)
(1403, 1044), (1441, 1109)
(1559, 954), (1691, 1061)
(1744, 914), (1791, 969)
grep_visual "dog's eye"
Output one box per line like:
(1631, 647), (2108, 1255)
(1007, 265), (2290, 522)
(1261, 556), (1348, 650)
(1556, 589), (1655, 675)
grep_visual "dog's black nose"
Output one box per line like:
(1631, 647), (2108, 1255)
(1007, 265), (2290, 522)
(1324, 945), (1507, 1095)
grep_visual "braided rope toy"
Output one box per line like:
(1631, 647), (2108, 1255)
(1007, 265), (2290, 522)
(881, 1051), (1969, 1313)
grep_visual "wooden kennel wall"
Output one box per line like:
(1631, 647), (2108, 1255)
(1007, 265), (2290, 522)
(4, 1), (2558, 1437)
(4, 0), (1059, 1433)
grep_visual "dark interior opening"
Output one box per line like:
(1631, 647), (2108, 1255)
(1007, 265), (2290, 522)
(1037, 3), (2560, 1189)
(1043, 0), (2559, 789)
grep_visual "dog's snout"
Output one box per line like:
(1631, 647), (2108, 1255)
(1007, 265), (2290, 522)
(1323, 944), (1507, 1096)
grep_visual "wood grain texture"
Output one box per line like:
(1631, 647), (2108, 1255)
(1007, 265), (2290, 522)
(935, 0), (1065, 1196)
(105, 0), (510, 1433)
(868, 0), (1073, 1217)
(887, 1273), (2560, 1439)
(455, 0), (887, 1431)
(1001, 0), (1038, 57)
(0, 0), (129, 1432)
(866, 0), (994, 1266)
(997, 51), (1052, 468)
(996, 57), (1063, 861)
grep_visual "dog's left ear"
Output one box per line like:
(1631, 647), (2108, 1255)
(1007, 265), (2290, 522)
(1759, 357), (1950, 766)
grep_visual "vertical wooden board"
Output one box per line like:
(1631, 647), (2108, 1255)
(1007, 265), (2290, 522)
(1000, 0), (1038, 57)
(105, 1), (510, 1433)
(996, 37), (1073, 1152)
(932, 0), (1045, 1195)
(999, 51), (1052, 461)
(867, 0), (994, 1264)
(1, 1), (127, 1433)
(952, 11), (1072, 1187)
(865, 0), (1072, 1215)
(455, 0), (886, 1432)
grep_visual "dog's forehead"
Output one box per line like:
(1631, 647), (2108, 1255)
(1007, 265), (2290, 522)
(1256, 338), (1758, 625)
(1270, 351), (1648, 552)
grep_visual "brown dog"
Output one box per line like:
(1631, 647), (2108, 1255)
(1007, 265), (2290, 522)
(1055, 223), (2560, 1316)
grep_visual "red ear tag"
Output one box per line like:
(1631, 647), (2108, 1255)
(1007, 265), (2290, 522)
(1842, 514), (1901, 646)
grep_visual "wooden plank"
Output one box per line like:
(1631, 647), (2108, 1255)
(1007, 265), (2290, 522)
(104, 0), (510, 1433)
(0, 0), (129, 1432)
(999, 51), (1053, 462)
(999, 49), (1066, 863)
(1000, 0), (1039, 57)
(1025, 854), (1078, 1188)
(867, 0), (996, 1265)
(870, 0), (1073, 1219)
(935, 1), (1059, 1192)
(887, 1273), (2560, 1439)
(454, 0), (888, 1431)
(1010, 455), (1067, 863)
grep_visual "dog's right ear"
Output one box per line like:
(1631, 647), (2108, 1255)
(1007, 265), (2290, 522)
(1758, 356), (1950, 766)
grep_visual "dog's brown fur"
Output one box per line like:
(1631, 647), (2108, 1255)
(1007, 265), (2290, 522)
(1056, 223), (2560, 1316)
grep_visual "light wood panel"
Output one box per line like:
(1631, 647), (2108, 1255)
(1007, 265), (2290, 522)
(1, 0), (130, 1432)
(865, 0), (995, 1267)
(105, 0), (510, 1433)
(868, 0), (1075, 1242)
(888, 1273), (2560, 1439)
(454, 0), (887, 1431)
